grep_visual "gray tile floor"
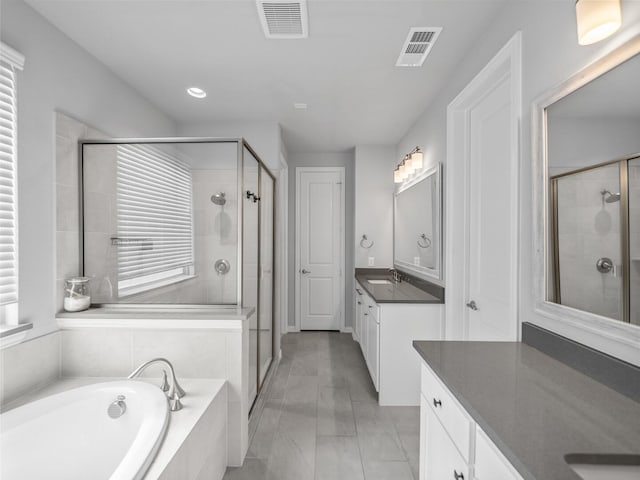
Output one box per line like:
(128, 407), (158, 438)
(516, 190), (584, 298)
(224, 332), (420, 480)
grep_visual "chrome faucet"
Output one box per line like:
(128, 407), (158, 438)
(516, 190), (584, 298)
(128, 358), (186, 412)
(388, 268), (402, 283)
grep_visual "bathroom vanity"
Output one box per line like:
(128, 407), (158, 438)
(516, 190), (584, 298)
(354, 269), (443, 405)
(413, 340), (640, 480)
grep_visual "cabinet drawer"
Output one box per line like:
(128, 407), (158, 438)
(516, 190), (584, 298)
(421, 363), (473, 462)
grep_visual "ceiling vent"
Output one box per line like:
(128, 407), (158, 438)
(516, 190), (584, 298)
(256, 0), (309, 39)
(396, 27), (442, 67)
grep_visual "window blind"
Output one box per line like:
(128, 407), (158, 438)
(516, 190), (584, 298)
(116, 144), (194, 295)
(0, 44), (24, 312)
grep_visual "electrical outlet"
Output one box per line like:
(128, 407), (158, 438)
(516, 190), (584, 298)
(368, 257), (375, 266)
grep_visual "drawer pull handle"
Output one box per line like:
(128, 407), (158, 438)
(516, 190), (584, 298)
(453, 470), (464, 480)
(433, 398), (442, 408)
(357, 301), (362, 305)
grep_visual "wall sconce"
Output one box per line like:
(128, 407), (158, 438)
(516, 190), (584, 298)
(394, 147), (423, 184)
(576, 0), (622, 46)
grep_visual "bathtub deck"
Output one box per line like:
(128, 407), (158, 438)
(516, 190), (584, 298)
(2, 377), (228, 480)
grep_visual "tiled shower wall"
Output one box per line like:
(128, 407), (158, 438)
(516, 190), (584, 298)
(555, 164), (623, 320)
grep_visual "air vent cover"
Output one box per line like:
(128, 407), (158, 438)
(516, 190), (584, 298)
(396, 27), (442, 67)
(256, 0), (309, 39)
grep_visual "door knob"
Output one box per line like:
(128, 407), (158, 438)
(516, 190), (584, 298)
(466, 300), (478, 311)
(301, 269), (311, 274)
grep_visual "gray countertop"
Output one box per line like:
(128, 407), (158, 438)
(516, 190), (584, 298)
(412, 341), (640, 480)
(355, 271), (444, 304)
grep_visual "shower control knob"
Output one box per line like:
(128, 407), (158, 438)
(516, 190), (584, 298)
(596, 257), (614, 274)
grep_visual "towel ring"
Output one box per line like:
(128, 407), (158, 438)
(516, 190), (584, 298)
(417, 234), (431, 249)
(360, 234), (374, 249)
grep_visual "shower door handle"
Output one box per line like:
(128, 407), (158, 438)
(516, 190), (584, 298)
(301, 269), (311, 274)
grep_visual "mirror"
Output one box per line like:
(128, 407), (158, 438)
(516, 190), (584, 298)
(534, 36), (640, 336)
(393, 164), (442, 281)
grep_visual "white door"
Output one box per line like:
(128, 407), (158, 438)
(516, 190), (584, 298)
(465, 75), (517, 340)
(296, 168), (344, 330)
(446, 33), (520, 341)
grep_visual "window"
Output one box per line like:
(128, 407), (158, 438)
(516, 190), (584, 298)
(0, 43), (24, 329)
(115, 144), (194, 297)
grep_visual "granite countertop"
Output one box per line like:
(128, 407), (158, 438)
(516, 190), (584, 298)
(412, 341), (640, 480)
(355, 269), (444, 304)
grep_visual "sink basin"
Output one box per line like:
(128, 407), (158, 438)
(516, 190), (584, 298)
(565, 454), (640, 480)
(367, 279), (392, 285)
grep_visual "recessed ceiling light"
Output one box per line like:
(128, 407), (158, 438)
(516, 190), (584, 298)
(294, 103), (307, 109)
(187, 87), (207, 99)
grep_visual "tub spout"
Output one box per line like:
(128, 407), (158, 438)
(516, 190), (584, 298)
(128, 358), (185, 411)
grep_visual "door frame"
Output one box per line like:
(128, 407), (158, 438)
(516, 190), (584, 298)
(445, 31), (522, 341)
(277, 154), (289, 345)
(294, 166), (346, 332)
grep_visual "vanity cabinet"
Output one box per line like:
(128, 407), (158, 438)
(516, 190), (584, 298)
(355, 280), (443, 405)
(420, 361), (524, 480)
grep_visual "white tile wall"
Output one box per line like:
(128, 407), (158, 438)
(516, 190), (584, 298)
(0, 332), (61, 407)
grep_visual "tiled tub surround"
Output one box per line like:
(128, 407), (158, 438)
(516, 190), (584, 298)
(354, 268), (444, 304)
(412, 340), (640, 480)
(55, 307), (253, 466)
(2, 377), (228, 480)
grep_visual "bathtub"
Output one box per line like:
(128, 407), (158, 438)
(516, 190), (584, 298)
(0, 380), (169, 480)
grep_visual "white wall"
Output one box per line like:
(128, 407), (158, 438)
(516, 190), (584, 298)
(396, 0), (640, 361)
(288, 151), (356, 329)
(354, 145), (395, 269)
(548, 117), (640, 171)
(1, 0), (177, 341)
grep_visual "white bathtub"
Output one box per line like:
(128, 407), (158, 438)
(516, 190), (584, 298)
(0, 380), (169, 480)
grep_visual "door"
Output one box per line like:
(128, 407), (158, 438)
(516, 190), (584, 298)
(446, 33), (521, 341)
(296, 168), (344, 330)
(465, 74), (518, 340)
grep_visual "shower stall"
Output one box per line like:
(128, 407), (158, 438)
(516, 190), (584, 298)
(80, 138), (275, 407)
(550, 153), (639, 325)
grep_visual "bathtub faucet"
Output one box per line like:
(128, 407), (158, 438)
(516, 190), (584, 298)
(128, 358), (186, 412)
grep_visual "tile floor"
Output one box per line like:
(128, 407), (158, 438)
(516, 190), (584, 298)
(224, 331), (420, 480)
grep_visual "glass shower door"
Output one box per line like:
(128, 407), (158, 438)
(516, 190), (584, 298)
(258, 167), (274, 388)
(553, 163), (624, 320)
(242, 148), (259, 408)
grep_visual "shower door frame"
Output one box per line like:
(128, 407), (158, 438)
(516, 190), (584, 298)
(78, 137), (277, 408)
(549, 153), (635, 323)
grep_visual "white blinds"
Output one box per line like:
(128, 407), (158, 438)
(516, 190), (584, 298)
(116, 144), (194, 294)
(0, 44), (24, 309)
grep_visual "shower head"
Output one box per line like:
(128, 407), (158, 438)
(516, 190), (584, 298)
(600, 189), (621, 203)
(211, 192), (226, 206)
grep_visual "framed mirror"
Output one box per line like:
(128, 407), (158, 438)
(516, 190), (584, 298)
(393, 164), (442, 281)
(533, 35), (640, 352)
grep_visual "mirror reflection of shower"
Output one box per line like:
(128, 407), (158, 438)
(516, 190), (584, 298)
(600, 189), (621, 204)
(211, 192), (226, 206)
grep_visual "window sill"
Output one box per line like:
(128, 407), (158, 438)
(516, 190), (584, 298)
(0, 323), (33, 349)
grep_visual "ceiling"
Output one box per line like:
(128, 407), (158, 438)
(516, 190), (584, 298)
(26, 0), (509, 153)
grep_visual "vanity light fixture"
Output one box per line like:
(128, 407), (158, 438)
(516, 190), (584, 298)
(576, 0), (622, 46)
(187, 87), (207, 98)
(394, 147), (424, 184)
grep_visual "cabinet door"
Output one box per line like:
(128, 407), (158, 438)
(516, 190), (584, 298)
(355, 287), (363, 341)
(475, 427), (523, 480)
(367, 315), (380, 391)
(361, 309), (369, 358)
(422, 395), (470, 480)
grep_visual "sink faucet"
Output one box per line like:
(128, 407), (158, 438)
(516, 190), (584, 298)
(128, 357), (185, 411)
(388, 268), (402, 283)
